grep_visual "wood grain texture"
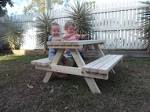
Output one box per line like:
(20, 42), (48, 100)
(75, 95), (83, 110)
(82, 55), (123, 74)
(35, 65), (108, 80)
(47, 40), (104, 49)
(31, 58), (50, 67)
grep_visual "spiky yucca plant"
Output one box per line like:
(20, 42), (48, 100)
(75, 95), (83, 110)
(2, 20), (23, 50)
(66, 0), (93, 36)
(36, 13), (54, 52)
(141, 1), (150, 52)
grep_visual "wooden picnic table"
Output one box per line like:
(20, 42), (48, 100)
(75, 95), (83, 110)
(32, 40), (123, 94)
(46, 40), (104, 93)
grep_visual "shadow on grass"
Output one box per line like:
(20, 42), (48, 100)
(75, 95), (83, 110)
(0, 54), (46, 63)
(124, 57), (150, 64)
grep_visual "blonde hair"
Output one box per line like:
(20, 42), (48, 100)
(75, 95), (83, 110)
(50, 22), (59, 30)
(64, 21), (76, 30)
(51, 22), (59, 26)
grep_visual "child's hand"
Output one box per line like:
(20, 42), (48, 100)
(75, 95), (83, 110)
(67, 36), (77, 41)
(74, 34), (81, 39)
(64, 33), (74, 39)
(80, 34), (88, 40)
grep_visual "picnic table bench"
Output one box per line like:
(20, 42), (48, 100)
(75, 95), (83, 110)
(31, 40), (123, 94)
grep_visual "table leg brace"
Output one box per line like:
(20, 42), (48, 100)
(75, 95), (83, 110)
(43, 49), (63, 83)
(71, 50), (101, 94)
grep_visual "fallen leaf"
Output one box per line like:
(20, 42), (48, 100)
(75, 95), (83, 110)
(27, 84), (33, 89)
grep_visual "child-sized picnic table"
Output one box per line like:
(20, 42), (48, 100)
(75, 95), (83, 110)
(31, 40), (123, 94)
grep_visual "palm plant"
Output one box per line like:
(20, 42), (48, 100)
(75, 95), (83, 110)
(141, 1), (150, 52)
(66, 0), (93, 36)
(36, 13), (54, 52)
(1, 20), (23, 50)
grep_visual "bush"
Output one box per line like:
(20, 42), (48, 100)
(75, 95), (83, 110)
(141, 1), (150, 53)
(1, 19), (23, 50)
(66, 0), (93, 35)
(36, 13), (54, 52)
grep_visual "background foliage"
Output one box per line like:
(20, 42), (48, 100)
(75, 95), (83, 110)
(36, 13), (54, 51)
(1, 19), (23, 50)
(141, 1), (150, 52)
(24, 0), (63, 14)
(66, 0), (93, 35)
(0, 0), (13, 17)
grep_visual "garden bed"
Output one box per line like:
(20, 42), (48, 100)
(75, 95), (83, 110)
(0, 54), (150, 112)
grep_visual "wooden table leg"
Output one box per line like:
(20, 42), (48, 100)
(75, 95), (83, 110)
(71, 50), (101, 94)
(93, 44), (105, 56)
(43, 49), (64, 83)
(84, 77), (101, 94)
(43, 72), (53, 83)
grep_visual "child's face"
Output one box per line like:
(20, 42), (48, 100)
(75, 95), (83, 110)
(51, 25), (60, 37)
(67, 25), (76, 34)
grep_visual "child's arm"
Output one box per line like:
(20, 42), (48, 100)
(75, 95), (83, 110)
(51, 37), (62, 41)
(72, 34), (87, 40)
(48, 35), (52, 41)
(64, 33), (74, 39)
(67, 34), (80, 41)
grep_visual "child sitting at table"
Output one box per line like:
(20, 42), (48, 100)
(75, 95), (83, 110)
(63, 21), (85, 63)
(63, 21), (81, 41)
(48, 22), (62, 60)
(48, 22), (68, 79)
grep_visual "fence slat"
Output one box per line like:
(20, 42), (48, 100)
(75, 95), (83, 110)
(0, 6), (147, 50)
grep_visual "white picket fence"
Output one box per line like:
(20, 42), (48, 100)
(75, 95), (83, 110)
(51, 6), (147, 49)
(0, 6), (147, 50)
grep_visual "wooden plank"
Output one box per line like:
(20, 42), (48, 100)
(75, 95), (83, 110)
(43, 49), (64, 83)
(84, 55), (111, 67)
(83, 55), (111, 69)
(47, 45), (82, 49)
(71, 49), (85, 67)
(50, 49), (64, 65)
(75, 40), (104, 45)
(82, 55), (116, 72)
(43, 72), (53, 83)
(90, 55), (119, 74)
(82, 55), (123, 74)
(96, 44), (116, 74)
(35, 65), (108, 80)
(99, 55), (123, 72)
(94, 55), (117, 69)
(84, 78), (101, 94)
(47, 40), (104, 47)
(31, 58), (50, 67)
(71, 50), (101, 94)
(83, 55), (114, 71)
(97, 44), (105, 56)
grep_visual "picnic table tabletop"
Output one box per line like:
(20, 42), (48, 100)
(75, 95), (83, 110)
(47, 40), (104, 49)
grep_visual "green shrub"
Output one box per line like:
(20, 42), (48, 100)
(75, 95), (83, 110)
(66, 0), (93, 35)
(36, 13), (54, 52)
(2, 20), (23, 50)
(141, 1), (150, 52)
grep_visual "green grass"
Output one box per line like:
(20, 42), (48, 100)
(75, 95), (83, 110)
(0, 54), (46, 62)
(125, 57), (150, 63)
(0, 54), (150, 112)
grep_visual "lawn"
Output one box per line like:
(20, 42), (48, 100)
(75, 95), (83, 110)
(0, 54), (150, 112)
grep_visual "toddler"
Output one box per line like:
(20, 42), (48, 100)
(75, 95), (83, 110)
(63, 21), (85, 62)
(63, 21), (80, 41)
(48, 22), (61, 60)
(48, 22), (68, 79)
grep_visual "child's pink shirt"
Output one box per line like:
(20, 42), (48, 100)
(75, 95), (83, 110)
(63, 33), (80, 41)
